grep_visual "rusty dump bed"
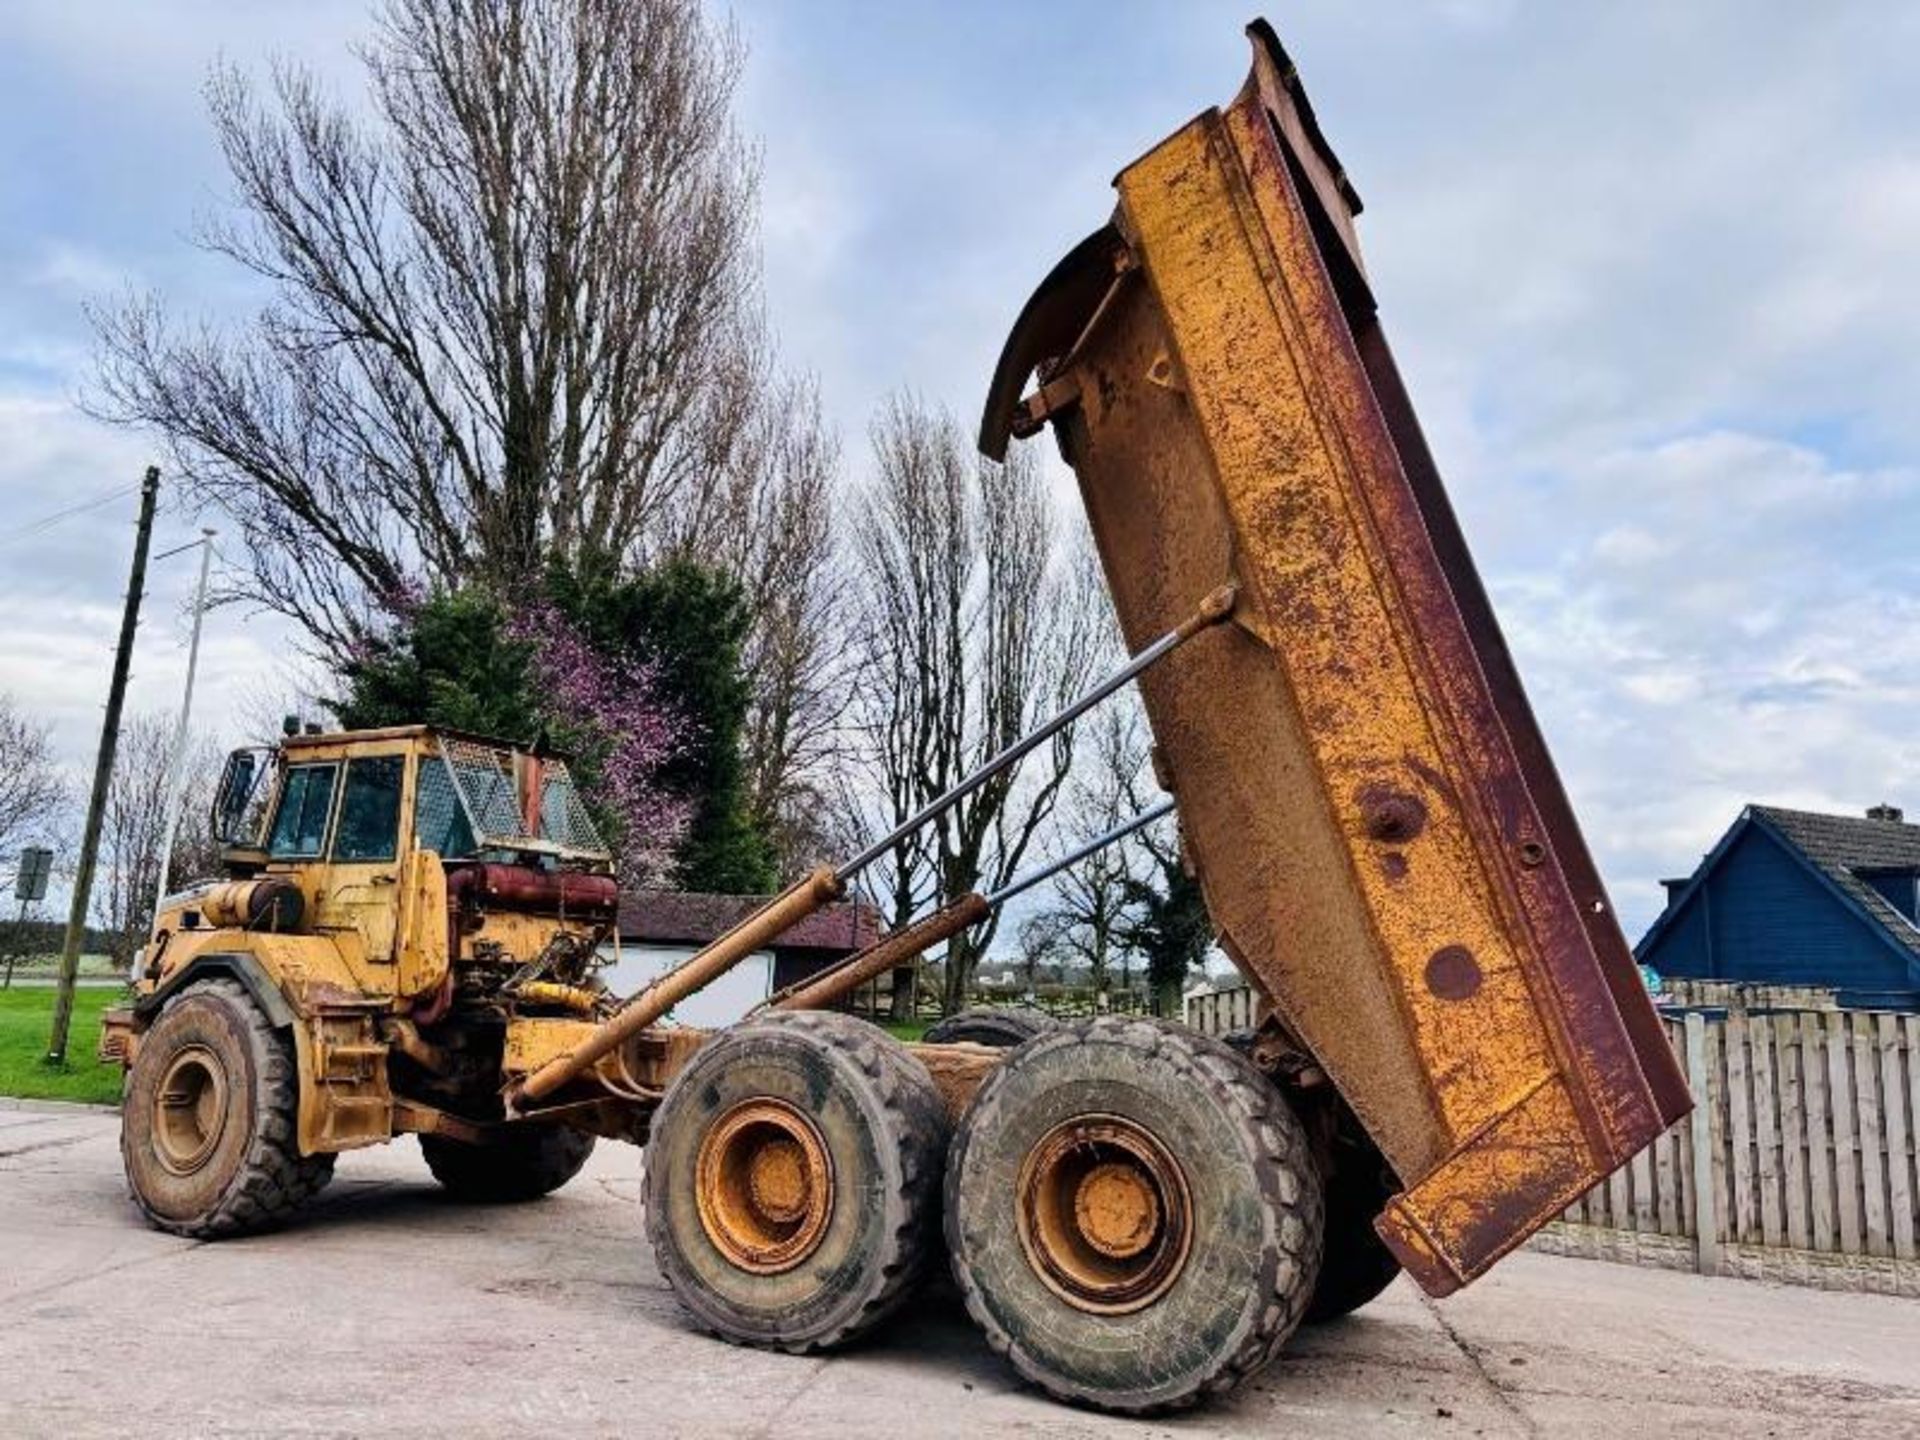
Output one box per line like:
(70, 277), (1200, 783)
(981, 20), (1691, 1297)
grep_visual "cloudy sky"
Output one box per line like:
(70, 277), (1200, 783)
(1, 1), (1917, 938)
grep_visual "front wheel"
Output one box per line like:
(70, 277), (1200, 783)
(120, 977), (334, 1238)
(420, 1125), (596, 1202)
(945, 1017), (1323, 1414)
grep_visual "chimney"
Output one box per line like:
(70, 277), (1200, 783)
(1867, 803), (1905, 823)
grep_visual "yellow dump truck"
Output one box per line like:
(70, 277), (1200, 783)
(103, 20), (1690, 1415)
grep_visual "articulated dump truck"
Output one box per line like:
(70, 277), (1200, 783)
(102, 21), (1689, 1414)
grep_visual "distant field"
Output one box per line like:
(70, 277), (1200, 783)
(0, 988), (125, 1105)
(3, 953), (123, 980)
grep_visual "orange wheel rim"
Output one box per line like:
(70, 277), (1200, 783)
(694, 1098), (834, 1274)
(1015, 1114), (1192, 1315)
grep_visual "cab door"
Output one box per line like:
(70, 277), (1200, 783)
(312, 750), (410, 965)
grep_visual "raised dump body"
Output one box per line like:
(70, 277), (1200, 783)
(982, 20), (1691, 1297)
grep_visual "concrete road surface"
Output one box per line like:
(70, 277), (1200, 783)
(3, 1097), (1915, 1438)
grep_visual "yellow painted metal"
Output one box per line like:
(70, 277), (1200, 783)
(290, 1009), (393, 1153)
(515, 980), (602, 1014)
(503, 1015), (603, 1076)
(114, 725), (637, 1167)
(304, 737), (413, 964)
(394, 848), (449, 1003)
(981, 22), (1689, 1296)
(1016, 1114), (1193, 1317)
(694, 1098), (836, 1275)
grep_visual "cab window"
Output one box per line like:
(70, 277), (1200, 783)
(332, 755), (405, 864)
(413, 755), (477, 859)
(267, 764), (338, 858)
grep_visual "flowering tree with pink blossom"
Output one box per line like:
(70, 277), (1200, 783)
(506, 599), (694, 887)
(335, 560), (772, 892)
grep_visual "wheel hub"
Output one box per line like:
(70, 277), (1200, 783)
(1016, 1114), (1192, 1315)
(154, 1044), (229, 1177)
(695, 1098), (833, 1274)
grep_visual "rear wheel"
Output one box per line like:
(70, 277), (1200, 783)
(923, 1004), (1057, 1048)
(946, 1016), (1322, 1414)
(1305, 1129), (1402, 1323)
(121, 977), (334, 1238)
(1220, 1031), (1401, 1322)
(420, 1125), (596, 1203)
(644, 1010), (948, 1353)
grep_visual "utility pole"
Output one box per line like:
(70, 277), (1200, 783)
(47, 467), (159, 1066)
(153, 529), (216, 912)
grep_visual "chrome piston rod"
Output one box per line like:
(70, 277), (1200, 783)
(835, 583), (1235, 886)
(765, 796), (1178, 1015)
(984, 796), (1176, 907)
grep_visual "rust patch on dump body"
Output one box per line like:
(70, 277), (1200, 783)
(980, 19), (1690, 1297)
(1359, 785), (1428, 844)
(1425, 947), (1483, 1002)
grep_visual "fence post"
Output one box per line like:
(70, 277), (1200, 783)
(1685, 1011), (1720, 1275)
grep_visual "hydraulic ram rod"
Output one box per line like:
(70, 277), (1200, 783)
(834, 584), (1234, 884)
(766, 797), (1177, 1015)
(984, 796), (1175, 908)
(767, 893), (992, 1014)
(512, 586), (1231, 1108)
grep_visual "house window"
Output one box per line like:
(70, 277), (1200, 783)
(333, 756), (405, 864)
(267, 764), (339, 858)
(1860, 868), (1920, 924)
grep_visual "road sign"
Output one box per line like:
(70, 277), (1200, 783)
(16, 846), (51, 904)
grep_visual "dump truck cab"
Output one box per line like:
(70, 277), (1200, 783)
(104, 726), (632, 1227)
(142, 724), (616, 1008)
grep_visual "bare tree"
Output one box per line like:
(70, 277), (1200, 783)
(1014, 910), (1070, 998)
(0, 695), (66, 894)
(1033, 699), (1160, 1006)
(91, 0), (769, 654)
(845, 396), (1103, 1017)
(96, 715), (222, 969)
(682, 378), (853, 877)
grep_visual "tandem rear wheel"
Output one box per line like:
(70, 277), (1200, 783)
(945, 1017), (1325, 1414)
(643, 1010), (949, 1353)
(642, 1013), (1334, 1412)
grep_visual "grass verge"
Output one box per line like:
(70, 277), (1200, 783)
(0, 987), (126, 1105)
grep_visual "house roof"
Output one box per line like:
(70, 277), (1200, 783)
(1747, 805), (1920, 959)
(617, 890), (882, 956)
(1636, 803), (1920, 974)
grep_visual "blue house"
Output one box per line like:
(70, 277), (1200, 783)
(1635, 803), (1920, 1010)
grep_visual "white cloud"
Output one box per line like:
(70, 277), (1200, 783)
(0, 396), (289, 786)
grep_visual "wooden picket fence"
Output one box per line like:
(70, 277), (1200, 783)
(1184, 984), (1260, 1037)
(1184, 986), (1920, 1294)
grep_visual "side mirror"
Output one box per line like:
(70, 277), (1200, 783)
(212, 748), (267, 845)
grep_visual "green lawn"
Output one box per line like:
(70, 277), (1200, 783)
(0, 987), (126, 1105)
(881, 1020), (929, 1043)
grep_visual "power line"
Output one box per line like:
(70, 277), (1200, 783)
(0, 482), (142, 551)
